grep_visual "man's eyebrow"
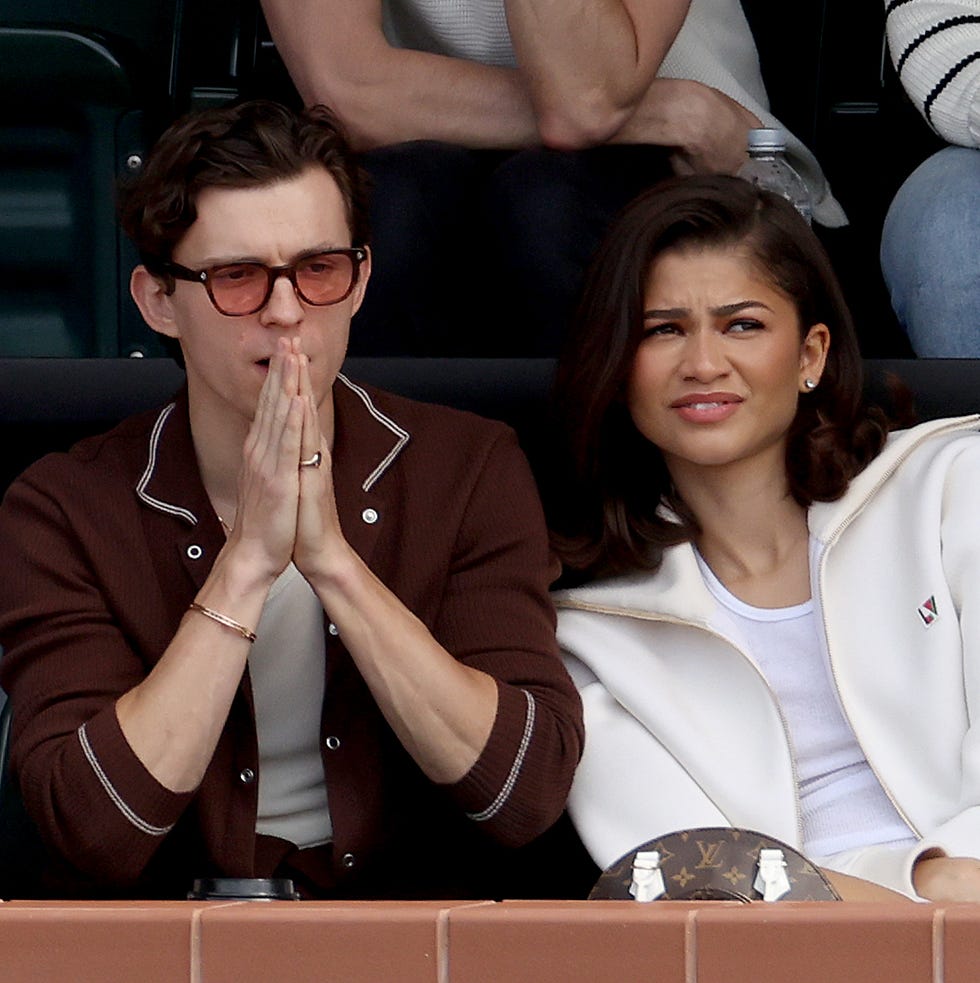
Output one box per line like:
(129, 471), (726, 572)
(195, 243), (344, 266)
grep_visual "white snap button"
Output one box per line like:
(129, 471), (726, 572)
(238, 767), (255, 785)
(328, 623), (339, 636)
(342, 852), (356, 868)
(325, 736), (341, 750)
(361, 508), (378, 525)
(186, 544), (203, 560)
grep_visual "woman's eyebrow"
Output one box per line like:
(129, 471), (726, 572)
(643, 306), (687, 319)
(712, 299), (774, 316)
(643, 300), (774, 319)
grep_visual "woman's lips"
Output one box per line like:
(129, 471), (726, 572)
(670, 392), (743, 424)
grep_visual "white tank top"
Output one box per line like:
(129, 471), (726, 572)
(695, 549), (914, 858)
(248, 563), (332, 849)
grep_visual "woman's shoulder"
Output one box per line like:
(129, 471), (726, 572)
(881, 414), (980, 474)
(844, 413), (980, 486)
(886, 413), (980, 444)
(811, 414), (980, 535)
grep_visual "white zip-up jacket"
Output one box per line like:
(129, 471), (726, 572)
(555, 415), (980, 898)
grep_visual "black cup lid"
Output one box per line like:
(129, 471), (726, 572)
(187, 877), (300, 900)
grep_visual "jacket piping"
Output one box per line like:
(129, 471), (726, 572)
(136, 404), (198, 527)
(467, 689), (535, 823)
(78, 723), (174, 837)
(335, 373), (410, 492)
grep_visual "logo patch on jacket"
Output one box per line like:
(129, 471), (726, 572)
(917, 596), (938, 627)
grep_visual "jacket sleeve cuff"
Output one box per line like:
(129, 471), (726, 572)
(817, 841), (939, 900)
(445, 681), (540, 837)
(80, 704), (195, 836)
(449, 680), (531, 811)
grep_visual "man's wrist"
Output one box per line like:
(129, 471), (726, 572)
(207, 540), (283, 601)
(297, 537), (363, 599)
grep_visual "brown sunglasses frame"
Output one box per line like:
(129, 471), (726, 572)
(154, 247), (368, 316)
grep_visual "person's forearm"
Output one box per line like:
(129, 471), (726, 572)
(913, 854), (980, 901)
(301, 50), (539, 150)
(116, 343), (306, 792)
(332, 52), (538, 149)
(263, 0), (540, 150)
(505, 0), (689, 147)
(306, 544), (499, 784)
(822, 869), (911, 902)
(114, 547), (275, 792)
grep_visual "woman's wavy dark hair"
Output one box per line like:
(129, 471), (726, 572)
(550, 174), (889, 578)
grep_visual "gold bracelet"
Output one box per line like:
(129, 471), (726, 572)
(188, 602), (257, 643)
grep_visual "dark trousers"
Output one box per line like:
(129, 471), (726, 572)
(351, 141), (672, 356)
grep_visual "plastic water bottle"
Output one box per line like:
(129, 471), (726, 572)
(737, 128), (812, 225)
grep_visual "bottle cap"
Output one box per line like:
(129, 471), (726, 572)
(746, 128), (786, 152)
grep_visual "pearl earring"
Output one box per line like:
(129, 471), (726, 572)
(804, 378), (818, 390)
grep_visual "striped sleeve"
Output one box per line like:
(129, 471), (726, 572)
(885, 0), (980, 146)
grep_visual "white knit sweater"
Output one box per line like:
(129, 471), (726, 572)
(382, 0), (516, 67)
(885, 0), (980, 147)
(381, 0), (846, 225)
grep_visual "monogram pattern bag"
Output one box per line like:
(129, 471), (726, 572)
(589, 827), (841, 902)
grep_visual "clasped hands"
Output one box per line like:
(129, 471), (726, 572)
(226, 336), (348, 587)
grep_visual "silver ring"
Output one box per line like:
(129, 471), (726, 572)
(299, 451), (323, 469)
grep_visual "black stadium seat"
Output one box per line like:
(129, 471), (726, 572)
(0, 356), (978, 502)
(0, 0), (257, 359)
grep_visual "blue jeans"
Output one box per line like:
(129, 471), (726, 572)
(880, 145), (980, 356)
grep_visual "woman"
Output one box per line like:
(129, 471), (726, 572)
(551, 174), (980, 902)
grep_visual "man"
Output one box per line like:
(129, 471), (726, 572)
(261, 0), (845, 355)
(0, 100), (583, 899)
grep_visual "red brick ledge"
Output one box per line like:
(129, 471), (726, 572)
(0, 899), (976, 982)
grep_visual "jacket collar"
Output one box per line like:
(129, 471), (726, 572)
(332, 373), (410, 493)
(553, 544), (718, 626)
(136, 373), (412, 527)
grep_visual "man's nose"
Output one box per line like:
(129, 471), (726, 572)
(260, 272), (304, 326)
